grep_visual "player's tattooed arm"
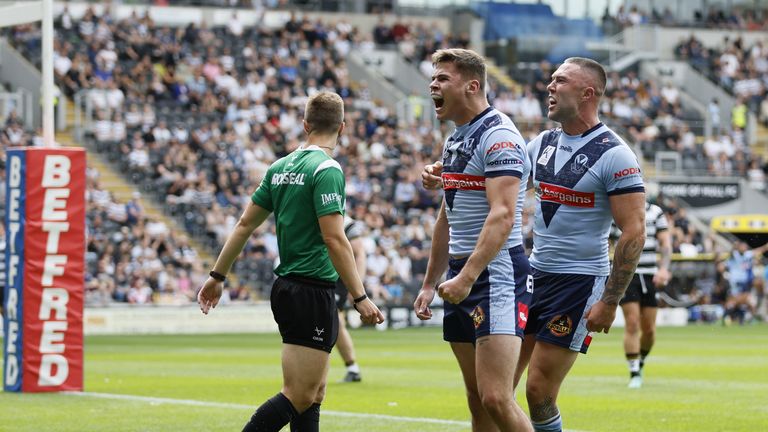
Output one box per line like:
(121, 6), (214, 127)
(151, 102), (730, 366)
(603, 235), (644, 305)
(604, 191), (646, 305)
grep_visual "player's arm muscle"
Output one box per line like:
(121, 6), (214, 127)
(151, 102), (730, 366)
(603, 192), (646, 304)
(423, 200), (450, 289)
(459, 175), (521, 282)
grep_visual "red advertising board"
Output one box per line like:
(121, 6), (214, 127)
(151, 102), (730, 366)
(3, 148), (85, 392)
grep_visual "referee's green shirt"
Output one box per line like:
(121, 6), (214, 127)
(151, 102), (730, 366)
(251, 145), (346, 282)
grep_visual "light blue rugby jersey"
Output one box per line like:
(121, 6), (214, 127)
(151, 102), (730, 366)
(527, 123), (645, 276)
(441, 107), (530, 256)
(727, 250), (754, 285)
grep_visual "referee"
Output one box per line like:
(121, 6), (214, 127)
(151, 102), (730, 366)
(198, 91), (384, 432)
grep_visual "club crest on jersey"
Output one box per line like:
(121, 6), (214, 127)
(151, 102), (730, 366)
(546, 314), (572, 337)
(537, 145), (556, 165)
(444, 139), (474, 166)
(570, 154), (589, 174)
(470, 306), (486, 329)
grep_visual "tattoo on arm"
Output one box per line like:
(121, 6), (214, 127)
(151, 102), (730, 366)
(529, 396), (559, 422)
(603, 235), (644, 305)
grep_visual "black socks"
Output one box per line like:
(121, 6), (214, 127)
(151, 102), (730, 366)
(242, 393), (298, 432)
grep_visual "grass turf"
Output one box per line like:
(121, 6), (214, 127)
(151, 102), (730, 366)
(1, 324), (767, 431)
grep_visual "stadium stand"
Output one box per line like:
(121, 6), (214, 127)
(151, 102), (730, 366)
(2, 1), (764, 322)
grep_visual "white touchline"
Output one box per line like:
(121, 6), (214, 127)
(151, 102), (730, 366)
(62, 391), (590, 432)
(62, 392), (470, 426)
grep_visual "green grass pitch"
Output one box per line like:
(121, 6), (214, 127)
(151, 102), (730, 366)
(1, 324), (767, 431)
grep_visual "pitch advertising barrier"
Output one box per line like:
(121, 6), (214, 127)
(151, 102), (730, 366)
(3, 148), (85, 392)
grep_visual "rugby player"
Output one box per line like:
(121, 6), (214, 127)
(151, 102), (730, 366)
(414, 48), (533, 432)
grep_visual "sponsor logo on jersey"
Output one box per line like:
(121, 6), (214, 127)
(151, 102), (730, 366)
(559, 145), (572, 152)
(487, 158), (523, 167)
(271, 172), (306, 185)
(470, 306), (485, 329)
(570, 154), (589, 174)
(546, 314), (572, 337)
(517, 302), (529, 330)
(442, 173), (486, 190)
(485, 141), (519, 155)
(613, 167), (642, 179)
(537, 145), (556, 165)
(539, 183), (594, 207)
(320, 193), (342, 206)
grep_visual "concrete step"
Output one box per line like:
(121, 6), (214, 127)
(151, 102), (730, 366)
(486, 59), (519, 91)
(753, 122), (768, 158)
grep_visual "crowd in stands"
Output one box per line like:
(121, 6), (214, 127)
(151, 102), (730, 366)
(602, 3), (768, 34)
(1, 5), (764, 315)
(5, 6), (449, 306)
(0, 120), (209, 306)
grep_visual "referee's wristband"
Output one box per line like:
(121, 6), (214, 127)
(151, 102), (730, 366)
(209, 270), (227, 282)
(353, 294), (368, 304)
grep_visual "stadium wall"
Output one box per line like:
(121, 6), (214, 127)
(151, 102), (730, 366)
(0, 39), (44, 128)
(622, 25), (768, 59)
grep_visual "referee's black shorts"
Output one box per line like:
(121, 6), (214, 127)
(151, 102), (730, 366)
(271, 275), (339, 353)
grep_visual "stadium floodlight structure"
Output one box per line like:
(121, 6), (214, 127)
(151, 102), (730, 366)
(0, 0), (55, 146)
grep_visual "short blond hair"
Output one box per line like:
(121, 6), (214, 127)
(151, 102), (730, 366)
(304, 91), (344, 135)
(432, 48), (487, 91)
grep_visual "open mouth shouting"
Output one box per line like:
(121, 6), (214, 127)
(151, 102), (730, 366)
(548, 96), (557, 110)
(432, 94), (445, 115)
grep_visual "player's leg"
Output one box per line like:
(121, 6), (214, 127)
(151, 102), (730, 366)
(336, 310), (361, 382)
(243, 276), (337, 432)
(514, 337), (536, 390)
(524, 272), (606, 430)
(451, 342), (500, 432)
(621, 274), (642, 387)
(754, 277), (765, 320)
(475, 335), (532, 431)
(525, 341), (578, 432)
(242, 344), (328, 432)
(475, 245), (532, 430)
(638, 274), (659, 374)
(622, 301), (642, 386)
(283, 345), (330, 432)
(639, 306), (657, 371)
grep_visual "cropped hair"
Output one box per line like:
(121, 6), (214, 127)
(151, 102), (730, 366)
(564, 57), (607, 97)
(304, 91), (344, 135)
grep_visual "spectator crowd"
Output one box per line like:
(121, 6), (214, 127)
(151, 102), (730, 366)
(0, 4), (765, 319)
